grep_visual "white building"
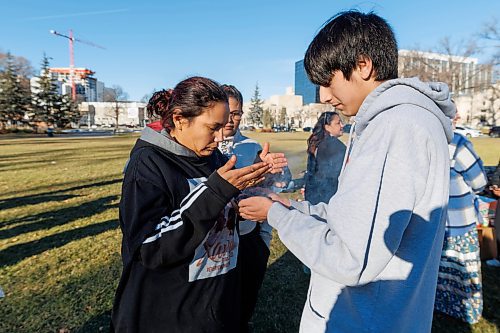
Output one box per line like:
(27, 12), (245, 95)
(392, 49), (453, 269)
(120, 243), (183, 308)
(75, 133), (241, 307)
(454, 82), (500, 127)
(78, 101), (148, 127)
(398, 50), (493, 95)
(242, 87), (335, 129)
(398, 50), (498, 127)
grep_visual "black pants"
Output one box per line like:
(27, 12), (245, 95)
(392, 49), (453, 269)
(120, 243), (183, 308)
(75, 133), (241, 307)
(238, 225), (270, 332)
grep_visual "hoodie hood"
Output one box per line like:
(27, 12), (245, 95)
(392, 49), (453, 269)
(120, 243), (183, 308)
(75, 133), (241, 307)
(139, 126), (197, 158)
(354, 77), (456, 142)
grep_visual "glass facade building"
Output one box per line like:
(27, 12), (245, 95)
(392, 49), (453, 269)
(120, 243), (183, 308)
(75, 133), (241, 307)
(295, 60), (319, 105)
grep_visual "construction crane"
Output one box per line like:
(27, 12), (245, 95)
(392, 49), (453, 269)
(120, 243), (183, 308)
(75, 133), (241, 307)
(49, 29), (105, 101)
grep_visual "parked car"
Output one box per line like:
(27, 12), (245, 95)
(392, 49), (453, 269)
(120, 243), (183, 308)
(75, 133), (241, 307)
(480, 125), (492, 135)
(61, 128), (83, 133)
(455, 126), (481, 138)
(489, 126), (500, 138)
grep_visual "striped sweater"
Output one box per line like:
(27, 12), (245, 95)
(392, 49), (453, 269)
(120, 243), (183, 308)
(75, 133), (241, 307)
(447, 132), (487, 232)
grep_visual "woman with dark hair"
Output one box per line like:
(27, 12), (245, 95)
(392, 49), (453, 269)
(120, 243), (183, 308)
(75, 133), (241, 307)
(304, 111), (346, 205)
(144, 89), (169, 131)
(111, 76), (286, 332)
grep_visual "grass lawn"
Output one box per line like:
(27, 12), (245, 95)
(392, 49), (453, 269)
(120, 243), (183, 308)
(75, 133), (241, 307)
(0, 132), (498, 332)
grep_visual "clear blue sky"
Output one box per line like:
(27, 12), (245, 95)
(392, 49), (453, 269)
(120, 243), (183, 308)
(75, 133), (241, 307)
(1, 0), (498, 101)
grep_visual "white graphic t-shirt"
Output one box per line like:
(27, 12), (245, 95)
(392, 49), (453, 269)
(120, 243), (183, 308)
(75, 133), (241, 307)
(187, 177), (239, 282)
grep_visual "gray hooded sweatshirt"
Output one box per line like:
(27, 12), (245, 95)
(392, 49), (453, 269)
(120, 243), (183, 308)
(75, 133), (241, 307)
(267, 78), (455, 333)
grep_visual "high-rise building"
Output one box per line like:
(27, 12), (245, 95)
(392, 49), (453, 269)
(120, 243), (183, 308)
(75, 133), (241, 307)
(30, 67), (107, 102)
(49, 68), (103, 102)
(295, 60), (320, 105)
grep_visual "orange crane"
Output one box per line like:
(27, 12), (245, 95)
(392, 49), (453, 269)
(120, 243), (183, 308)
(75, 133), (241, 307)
(49, 29), (105, 100)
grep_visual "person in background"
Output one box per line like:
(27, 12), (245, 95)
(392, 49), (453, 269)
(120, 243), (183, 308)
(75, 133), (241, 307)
(489, 165), (500, 266)
(219, 84), (287, 332)
(111, 77), (286, 333)
(302, 111), (347, 275)
(304, 111), (346, 205)
(479, 159), (500, 266)
(434, 113), (488, 324)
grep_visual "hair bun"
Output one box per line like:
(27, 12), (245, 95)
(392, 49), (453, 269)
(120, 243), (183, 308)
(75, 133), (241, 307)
(147, 89), (174, 119)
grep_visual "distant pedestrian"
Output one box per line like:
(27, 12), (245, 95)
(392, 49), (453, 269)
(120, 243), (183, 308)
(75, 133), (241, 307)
(304, 111), (346, 205)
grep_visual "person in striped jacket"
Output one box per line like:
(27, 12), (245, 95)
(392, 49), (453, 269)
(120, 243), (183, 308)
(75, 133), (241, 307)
(434, 113), (488, 324)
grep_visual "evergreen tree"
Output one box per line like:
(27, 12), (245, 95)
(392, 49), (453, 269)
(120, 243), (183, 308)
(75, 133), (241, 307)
(56, 94), (79, 128)
(248, 84), (263, 126)
(0, 52), (31, 128)
(31, 54), (78, 128)
(31, 54), (60, 124)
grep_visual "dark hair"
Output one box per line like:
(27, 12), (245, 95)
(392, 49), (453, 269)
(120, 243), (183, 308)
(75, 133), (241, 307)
(307, 111), (339, 154)
(146, 76), (228, 131)
(146, 89), (173, 119)
(220, 84), (243, 107)
(304, 10), (398, 86)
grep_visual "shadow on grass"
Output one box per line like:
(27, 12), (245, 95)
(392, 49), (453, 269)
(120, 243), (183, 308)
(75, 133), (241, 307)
(0, 154), (127, 172)
(0, 148), (85, 160)
(0, 194), (79, 212)
(0, 178), (122, 211)
(0, 195), (118, 239)
(252, 250), (309, 333)
(0, 219), (119, 268)
(72, 250), (310, 333)
(1, 177), (104, 198)
(432, 312), (473, 333)
(479, 265), (500, 328)
(76, 311), (113, 333)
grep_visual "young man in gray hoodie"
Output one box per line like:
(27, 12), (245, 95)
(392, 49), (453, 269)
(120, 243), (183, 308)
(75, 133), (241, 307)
(239, 11), (456, 333)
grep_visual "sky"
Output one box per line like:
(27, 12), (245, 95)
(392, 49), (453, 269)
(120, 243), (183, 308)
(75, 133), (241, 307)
(1, 0), (498, 102)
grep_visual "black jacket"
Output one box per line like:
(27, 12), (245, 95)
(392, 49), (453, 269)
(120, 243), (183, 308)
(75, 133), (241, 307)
(112, 128), (241, 332)
(305, 136), (346, 205)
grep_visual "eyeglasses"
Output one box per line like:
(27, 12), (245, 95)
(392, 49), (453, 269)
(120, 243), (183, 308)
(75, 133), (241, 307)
(230, 111), (243, 121)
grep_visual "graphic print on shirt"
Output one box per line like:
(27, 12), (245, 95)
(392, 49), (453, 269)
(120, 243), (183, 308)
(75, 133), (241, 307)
(218, 138), (235, 156)
(187, 177), (239, 282)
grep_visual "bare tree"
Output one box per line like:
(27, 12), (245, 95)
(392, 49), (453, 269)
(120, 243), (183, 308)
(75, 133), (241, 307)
(398, 37), (489, 95)
(398, 27), (499, 127)
(278, 107), (287, 127)
(478, 17), (500, 126)
(0, 52), (34, 79)
(104, 85), (129, 132)
(262, 108), (274, 129)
